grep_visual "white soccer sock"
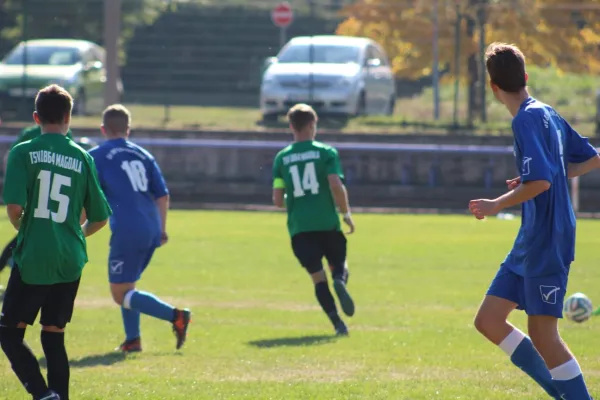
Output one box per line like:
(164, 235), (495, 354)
(498, 328), (526, 357)
(123, 290), (137, 310)
(550, 359), (582, 381)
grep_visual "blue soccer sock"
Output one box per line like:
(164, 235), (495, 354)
(121, 307), (141, 341)
(550, 359), (591, 400)
(499, 328), (560, 399)
(125, 290), (176, 322)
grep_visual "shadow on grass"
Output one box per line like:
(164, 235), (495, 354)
(248, 334), (337, 349)
(39, 352), (126, 369)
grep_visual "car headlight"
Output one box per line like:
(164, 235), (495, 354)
(262, 77), (278, 89)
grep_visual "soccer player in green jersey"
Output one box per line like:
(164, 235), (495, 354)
(0, 85), (112, 400)
(0, 127), (95, 280)
(272, 104), (356, 336)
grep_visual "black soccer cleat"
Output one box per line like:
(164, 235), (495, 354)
(116, 337), (142, 353)
(335, 320), (349, 336)
(172, 308), (191, 350)
(333, 279), (355, 317)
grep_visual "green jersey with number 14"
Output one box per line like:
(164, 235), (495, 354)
(272, 140), (343, 237)
(3, 133), (112, 284)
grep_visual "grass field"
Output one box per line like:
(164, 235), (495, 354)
(1, 211), (600, 399)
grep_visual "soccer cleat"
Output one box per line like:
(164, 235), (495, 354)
(172, 308), (191, 350)
(592, 307), (600, 317)
(116, 337), (142, 353)
(333, 279), (355, 317)
(36, 391), (60, 400)
(335, 320), (349, 336)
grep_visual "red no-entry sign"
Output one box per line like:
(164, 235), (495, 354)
(271, 2), (293, 28)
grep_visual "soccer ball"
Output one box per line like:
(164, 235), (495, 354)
(563, 292), (593, 323)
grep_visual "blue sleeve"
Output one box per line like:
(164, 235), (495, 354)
(148, 158), (169, 198)
(88, 149), (105, 189)
(513, 115), (556, 183)
(565, 121), (598, 164)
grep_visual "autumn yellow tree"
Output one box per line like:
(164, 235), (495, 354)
(337, 0), (600, 122)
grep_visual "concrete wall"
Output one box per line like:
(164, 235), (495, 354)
(2, 127), (600, 211)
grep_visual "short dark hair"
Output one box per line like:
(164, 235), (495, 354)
(485, 42), (526, 93)
(287, 104), (318, 132)
(103, 104), (131, 134)
(35, 84), (73, 124)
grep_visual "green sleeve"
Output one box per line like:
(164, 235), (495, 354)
(83, 156), (112, 222)
(326, 148), (344, 180)
(272, 154), (285, 189)
(10, 128), (34, 149)
(3, 145), (28, 206)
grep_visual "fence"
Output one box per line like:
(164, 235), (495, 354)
(0, 132), (594, 211)
(0, 0), (599, 134)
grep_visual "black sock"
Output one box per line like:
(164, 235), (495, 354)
(314, 282), (341, 326)
(0, 326), (48, 397)
(41, 331), (70, 400)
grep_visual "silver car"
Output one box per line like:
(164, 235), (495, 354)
(260, 35), (396, 121)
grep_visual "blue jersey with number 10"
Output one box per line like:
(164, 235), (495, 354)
(89, 138), (168, 249)
(502, 97), (598, 278)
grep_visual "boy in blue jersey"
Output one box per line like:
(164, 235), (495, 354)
(469, 43), (600, 399)
(89, 105), (191, 352)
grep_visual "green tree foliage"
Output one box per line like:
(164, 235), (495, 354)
(0, 0), (166, 59)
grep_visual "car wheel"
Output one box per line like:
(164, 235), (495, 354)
(355, 92), (366, 117)
(385, 95), (396, 116)
(73, 90), (87, 116)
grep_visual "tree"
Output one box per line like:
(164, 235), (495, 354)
(0, 0), (166, 61)
(337, 0), (600, 122)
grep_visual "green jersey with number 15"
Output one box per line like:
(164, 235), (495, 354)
(3, 133), (112, 285)
(272, 140), (343, 237)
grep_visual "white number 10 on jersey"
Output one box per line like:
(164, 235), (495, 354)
(289, 162), (319, 197)
(121, 160), (148, 192)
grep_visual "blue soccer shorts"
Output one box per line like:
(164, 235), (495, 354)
(486, 264), (568, 318)
(108, 245), (157, 284)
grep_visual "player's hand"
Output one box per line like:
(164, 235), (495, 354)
(469, 199), (500, 220)
(506, 176), (521, 190)
(343, 214), (355, 234)
(160, 232), (169, 246)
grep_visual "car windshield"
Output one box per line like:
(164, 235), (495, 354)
(278, 44), (360, 64)
(2, 45), (81, 66)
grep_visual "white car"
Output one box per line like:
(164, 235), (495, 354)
(260, 35), (396, 121)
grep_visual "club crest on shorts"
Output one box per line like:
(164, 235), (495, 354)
(540, 285), (560, 305)
(109, 260), (124, 275)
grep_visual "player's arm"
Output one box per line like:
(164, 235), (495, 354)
(272, 187), (285, 208)
(565, 123), (600, 178)
(327, 148), (354, 233)
(82, 219), (108, 237)
(328, 175), (350, 215)
(568, 155), (600, 178)
(470, 115), (553, 219)
(6, 204), (23, 230)
(272, 155), (286, 208)
(3, 146), (27, 230)
(82, 157), (112, 237)
(148, 158), (170, 244)
(156, 194), (170, 244)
